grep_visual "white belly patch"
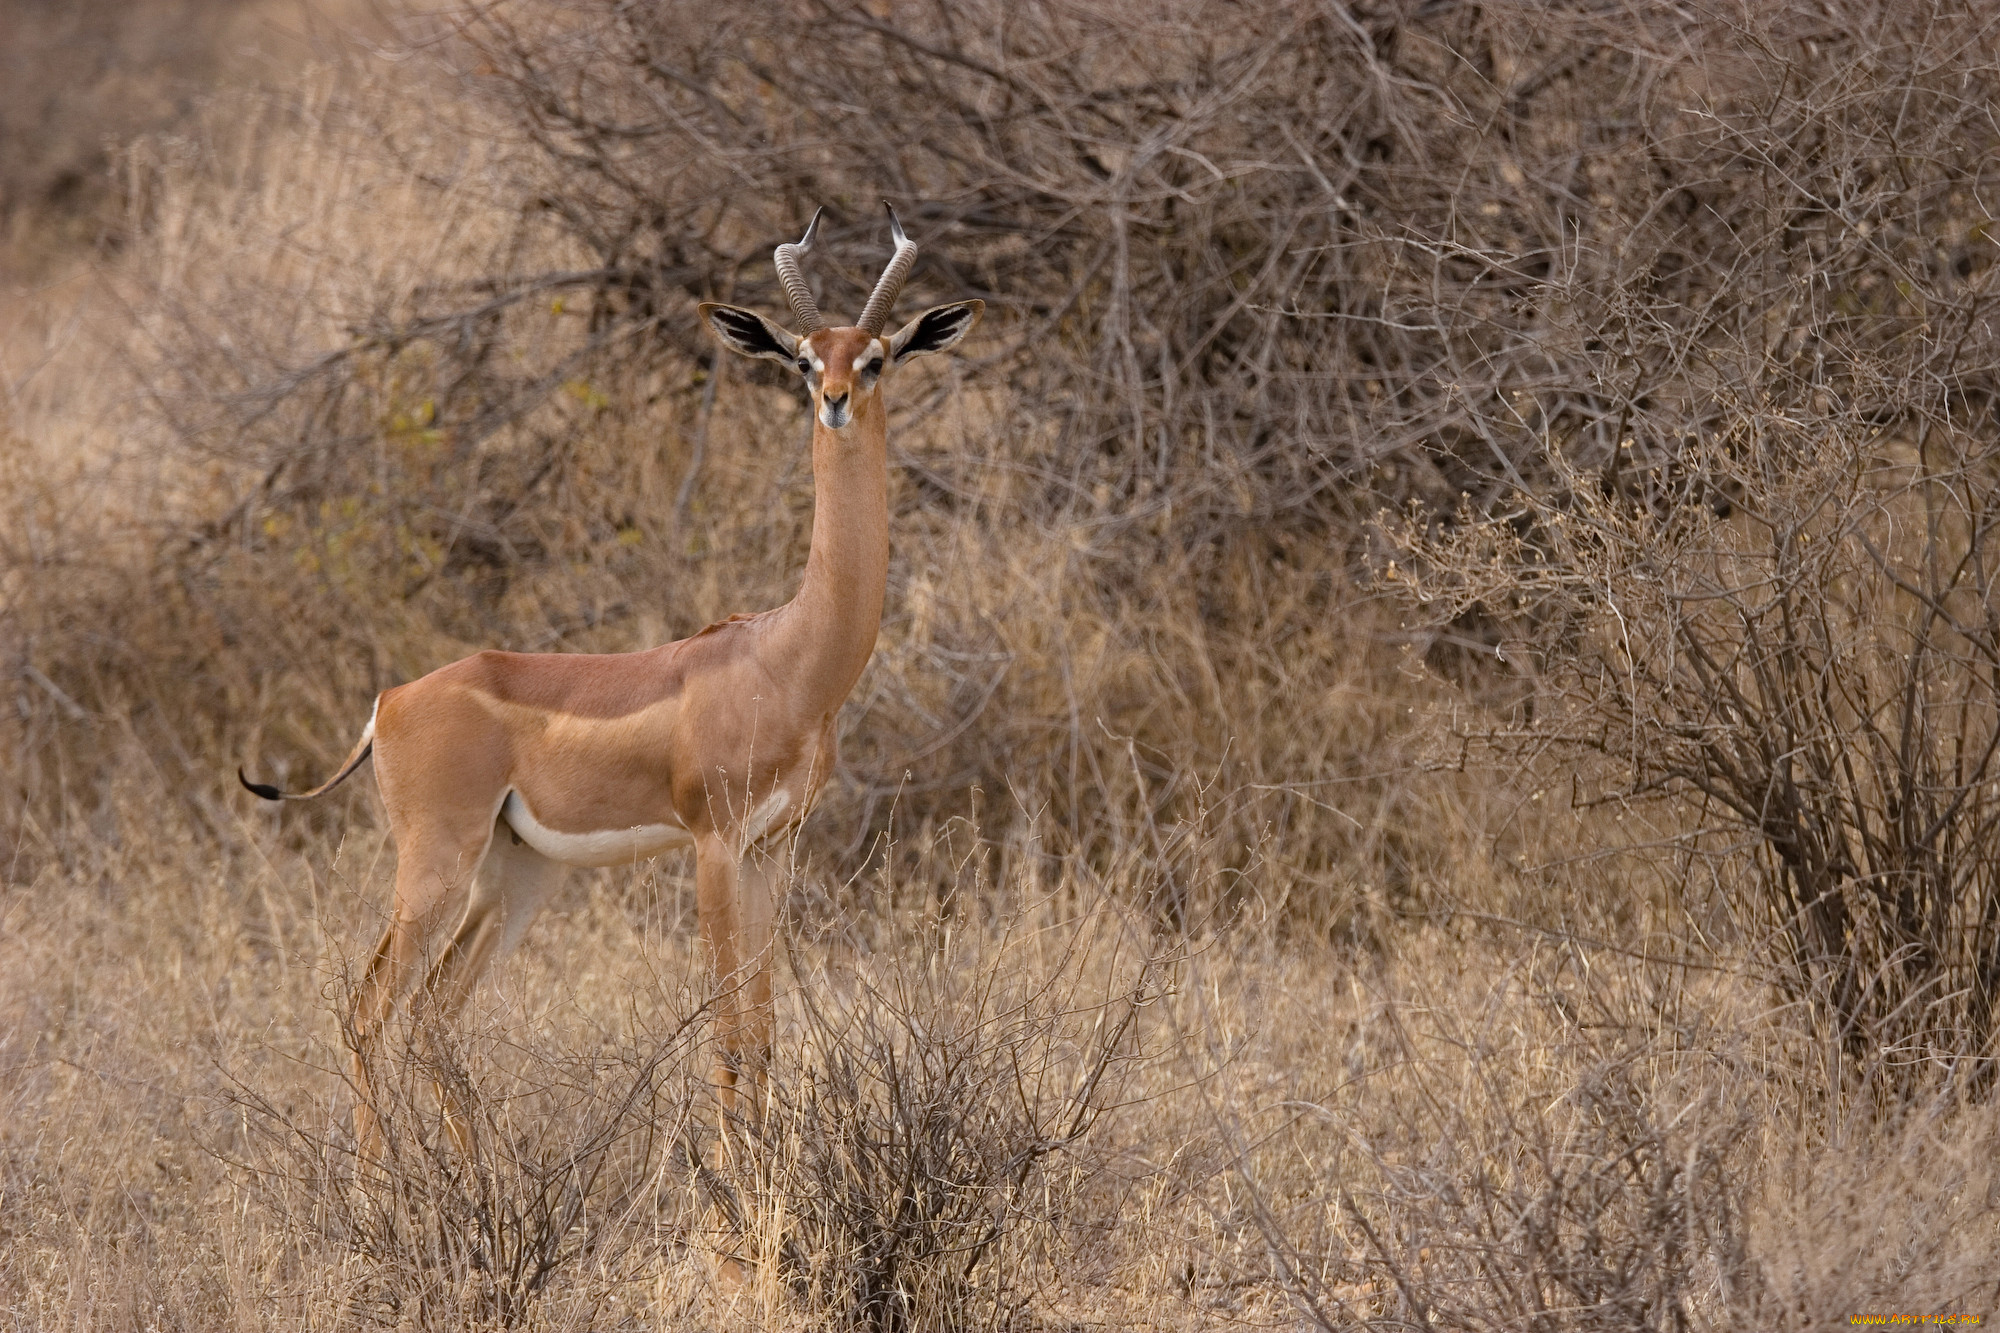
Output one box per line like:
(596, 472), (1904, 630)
(501, 791), (694, 868)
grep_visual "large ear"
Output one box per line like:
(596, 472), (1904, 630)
(699, 302), (801, 364)
(887, 300), (983, 363)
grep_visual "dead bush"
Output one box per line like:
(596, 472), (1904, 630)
(729, 886), (1177, 1332)
(1384, 0), (2000, 1074)
(1294, 972), (1757, 1331)
(222, 996), (710, 1328)
(16, 1), (2000, 1318)
(1400, 415), (2000, 1076)
(1210, 925), (1999, 1331)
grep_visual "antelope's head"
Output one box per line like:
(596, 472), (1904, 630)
(701, 204), (982, 432)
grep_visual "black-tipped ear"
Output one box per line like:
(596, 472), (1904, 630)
(699, 302), (801, 364)
(888, 300), (983, 363)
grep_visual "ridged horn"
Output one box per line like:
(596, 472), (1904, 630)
(773, 207), (825, 333)
(857, 202), (919, 335)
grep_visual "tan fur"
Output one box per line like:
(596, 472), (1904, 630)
(321, 304), (977, 1162)
(240, 206), (982, 1164)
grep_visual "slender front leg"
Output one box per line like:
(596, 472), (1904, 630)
(695, 835), (780, 1287)
(735, 848), (777, 1106)
(696, 837), (778, 1162)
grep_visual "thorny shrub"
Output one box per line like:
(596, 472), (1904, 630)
(1388, 2), (2000, 1072)
(12, 1), (2000, 1321)
(726, 889), (1179, 1332)
(222, 998), (711, 1328)
(1251, 955), (1762, 1332)
(216, 881), (1172, 1331)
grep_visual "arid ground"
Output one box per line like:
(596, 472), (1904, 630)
(5, 2), (2000, 1328)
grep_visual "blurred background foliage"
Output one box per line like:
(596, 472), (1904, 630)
(9, 1), (2000, 1326)
(2, 0), (1998, 1011)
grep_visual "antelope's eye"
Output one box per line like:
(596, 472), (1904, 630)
(795, 357), (812, 375)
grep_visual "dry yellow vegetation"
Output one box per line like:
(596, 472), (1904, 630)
(5, 1), (2000, 1329)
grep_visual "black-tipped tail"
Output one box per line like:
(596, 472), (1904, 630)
(237, 710), (376, 803)
(239, 768), (285, 801)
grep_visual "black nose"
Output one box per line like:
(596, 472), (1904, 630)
(824, 391), (848, 408)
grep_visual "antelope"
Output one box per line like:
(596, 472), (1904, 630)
(242, 204), (982, 1159)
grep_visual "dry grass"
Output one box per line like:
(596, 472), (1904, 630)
(10, 821), (1997, 1328)
(7, 1), (2000, 1329)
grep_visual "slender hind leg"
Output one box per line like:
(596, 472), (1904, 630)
(418, 828), (567, 1152)
(348, 824), (494, 1161)
(423, 827), (567, 1019)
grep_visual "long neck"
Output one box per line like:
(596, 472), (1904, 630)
(773, 394), (890, 710)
